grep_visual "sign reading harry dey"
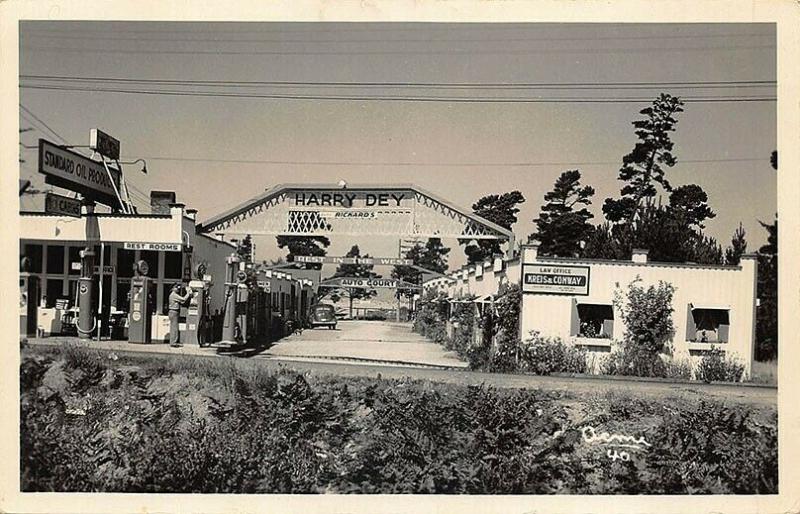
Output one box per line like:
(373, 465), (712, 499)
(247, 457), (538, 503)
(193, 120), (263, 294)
(38, 139), (121, 207)
(523, 264), (590, 295)
(291, 189), (412, 209)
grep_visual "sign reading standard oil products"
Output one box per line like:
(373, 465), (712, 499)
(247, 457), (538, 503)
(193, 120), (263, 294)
(38, 139), (121, 208)
(522, 264), (590, 296)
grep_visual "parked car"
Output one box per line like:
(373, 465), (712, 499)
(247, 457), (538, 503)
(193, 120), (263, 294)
(309, 303), (337, 330)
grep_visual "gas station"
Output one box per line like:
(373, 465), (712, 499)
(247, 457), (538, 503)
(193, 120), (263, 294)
(20, 136), (514, 354)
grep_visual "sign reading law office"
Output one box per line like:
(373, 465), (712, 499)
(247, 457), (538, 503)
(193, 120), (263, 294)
(522, 264), (590, 296)
(38, 139), (121, 207)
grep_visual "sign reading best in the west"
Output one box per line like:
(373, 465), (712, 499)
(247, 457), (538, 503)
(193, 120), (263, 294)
(522, 264), (590, 296)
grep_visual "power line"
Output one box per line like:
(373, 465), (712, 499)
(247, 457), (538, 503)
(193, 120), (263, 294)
(20, 43), (775, 56)
(19, 104), (68, 144)
(20, 75), (776, 90)
(19, 31), (775, 44)
(20, 24), (774, 36)
(19, 85), (776, 103)
(117, 155), (766, 167)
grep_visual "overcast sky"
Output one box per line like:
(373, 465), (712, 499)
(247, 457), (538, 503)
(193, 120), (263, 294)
(18, 22), (776, 272)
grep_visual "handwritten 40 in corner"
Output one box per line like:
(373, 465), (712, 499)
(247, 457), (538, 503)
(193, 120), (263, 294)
(580, 425), (652, 462)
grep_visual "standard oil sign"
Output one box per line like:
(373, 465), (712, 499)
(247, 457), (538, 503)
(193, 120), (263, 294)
(522, 264), (590, 296)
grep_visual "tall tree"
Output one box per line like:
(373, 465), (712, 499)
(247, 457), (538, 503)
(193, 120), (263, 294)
(603, 94), (685, 224)
(237, 234), (253, 263)
(756, 216), (778, 360)
(276, 235), (331, 270)
(392, 237), (451, 297)
(724, 223), (747, 265)
(583, 196), (723, 265)
(532, 170), (595, 257)
(328, 245), (380, 318)
(461, 191), (525, 264)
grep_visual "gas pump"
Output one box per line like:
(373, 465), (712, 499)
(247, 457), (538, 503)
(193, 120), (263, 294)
(77, 247), (95, 339)
(183, 262), (213, 347)
(221, 253), (241, 345)
(128, 259), (154, 344)
(19, 257), (39, 337)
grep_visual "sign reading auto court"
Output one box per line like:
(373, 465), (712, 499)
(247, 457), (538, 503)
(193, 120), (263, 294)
(522, 264), (590, 295)
(38, 139), (121, 207)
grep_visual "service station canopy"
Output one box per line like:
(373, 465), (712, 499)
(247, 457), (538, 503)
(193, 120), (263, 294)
(198, 184), (514, 244)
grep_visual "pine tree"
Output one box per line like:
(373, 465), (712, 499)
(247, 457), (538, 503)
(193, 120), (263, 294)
(532, 170), (595, 257)
(329, 245), (380, 318)
(461, 191), (525, 264)
(392, 237), (451, 297)
(276, 235), (331, 270)
(724, 223), (747, 265)
(603, 94), (685, 224)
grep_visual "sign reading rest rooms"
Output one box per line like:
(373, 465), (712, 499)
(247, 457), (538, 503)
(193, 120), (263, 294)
(522, 264), (590, 296)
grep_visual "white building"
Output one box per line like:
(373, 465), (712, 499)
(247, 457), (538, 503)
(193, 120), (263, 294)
(424, 244), (758, 374)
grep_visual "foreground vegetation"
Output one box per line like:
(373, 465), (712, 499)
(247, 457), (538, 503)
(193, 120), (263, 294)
(21, 344), (776, 494)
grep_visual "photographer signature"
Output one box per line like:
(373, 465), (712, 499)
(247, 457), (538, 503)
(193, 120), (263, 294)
(581, 425), (651, 462)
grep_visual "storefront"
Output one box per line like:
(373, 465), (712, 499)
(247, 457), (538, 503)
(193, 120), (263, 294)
(20, 202), (236, 339)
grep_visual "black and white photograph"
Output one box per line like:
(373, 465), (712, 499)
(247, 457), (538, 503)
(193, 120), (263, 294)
(3, 2), (799, 513)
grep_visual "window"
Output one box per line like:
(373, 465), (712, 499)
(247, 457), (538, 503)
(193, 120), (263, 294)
(46, 246), (65, 274)
(572, 301), (614, 339)
(140, 250), (160, 279)
(116, 280), (131, 313)
(68, 247), (82, 275)
(164, 251), (183, 279)
(23, 244), (42, 273)
(45, 279), (64, 308)
(117, 249), (136, 278)
(686, 305), (730, 343)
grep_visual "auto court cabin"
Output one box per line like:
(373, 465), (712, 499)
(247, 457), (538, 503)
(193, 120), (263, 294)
(423, 243), (758, 375)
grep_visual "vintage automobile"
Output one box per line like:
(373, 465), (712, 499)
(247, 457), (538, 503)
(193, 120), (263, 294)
(308, 303), (338, 330)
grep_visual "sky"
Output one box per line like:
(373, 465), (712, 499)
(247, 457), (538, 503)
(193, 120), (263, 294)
(18, 21), (776, 274)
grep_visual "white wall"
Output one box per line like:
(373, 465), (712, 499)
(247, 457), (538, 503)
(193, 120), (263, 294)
(424, 246), (758, 375)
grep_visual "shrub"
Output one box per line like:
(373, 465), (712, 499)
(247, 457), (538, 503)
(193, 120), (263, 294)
(519, 333), (588, 375)
(488, 285), (522, 372)
(696, 347), (745, 383)
(19, 349), (777, 494)
(609, 278), (676, 377)
(661, 357), (693, 380)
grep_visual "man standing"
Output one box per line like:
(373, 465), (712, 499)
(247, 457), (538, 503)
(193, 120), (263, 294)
(168, 283), (192, 347)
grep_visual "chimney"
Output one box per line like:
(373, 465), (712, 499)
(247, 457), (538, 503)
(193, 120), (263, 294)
(150, 191), (177, 214)
(185, 208), (197, 221)
(522, 243), (540, 264)
(168, 202), (185, 219)
(632, 248), (649, 264)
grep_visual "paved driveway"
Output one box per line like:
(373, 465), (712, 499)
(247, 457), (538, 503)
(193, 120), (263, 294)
(264, 320), (468, 368)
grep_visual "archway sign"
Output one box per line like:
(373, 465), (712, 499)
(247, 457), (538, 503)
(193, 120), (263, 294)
(319, 277), (422, 290)
(198, 183), (514, 256)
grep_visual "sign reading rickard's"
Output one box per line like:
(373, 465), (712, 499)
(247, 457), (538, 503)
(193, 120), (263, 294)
(522, 264), (590, 296)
